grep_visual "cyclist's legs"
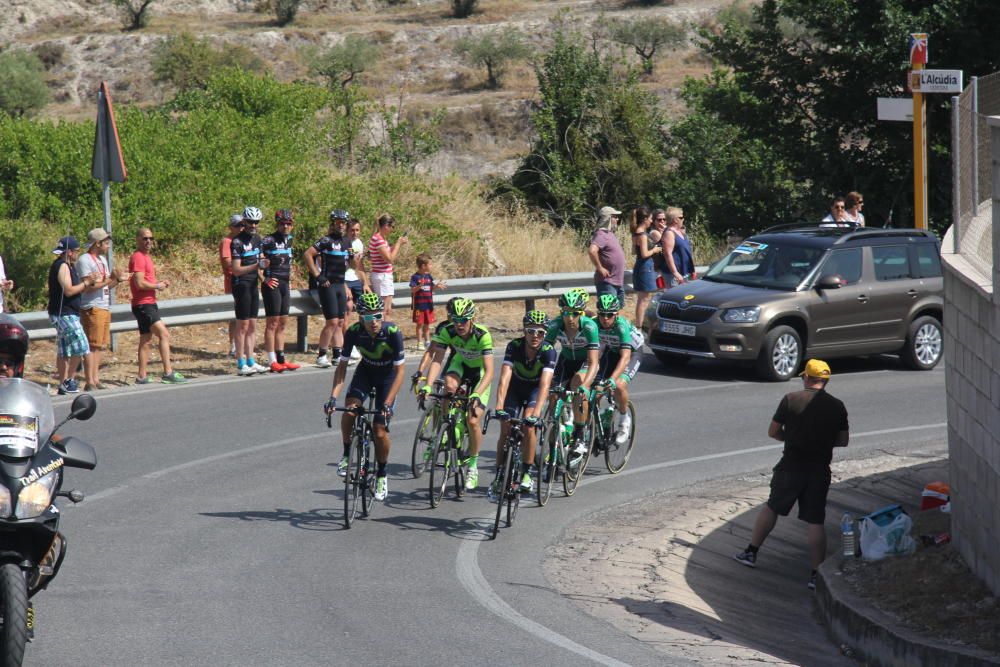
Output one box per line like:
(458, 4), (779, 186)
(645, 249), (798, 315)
(568, 366), (590, 429)
(370, 374), (395, 470)
(342, 374), (372, 454)
(506, 383), (539, 467)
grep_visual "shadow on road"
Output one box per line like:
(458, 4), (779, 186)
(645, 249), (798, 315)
(200, 507), (346, 531)
(638, 351), (924, 383)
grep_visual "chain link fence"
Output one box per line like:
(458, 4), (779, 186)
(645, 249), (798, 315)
(954, 71), (1000, 277)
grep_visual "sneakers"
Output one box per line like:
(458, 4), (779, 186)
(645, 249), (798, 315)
(615, 411), (632, 444)
(520, 471), (534, 493)
(733, 548), (757, 568)
(161, 371), (187, 384)
(465, 467), (479, 490)
(250, 361), (268, 374)
(336, 456), (349, 477)
(282, 360), (301, 371)
(808, 572), (817, 590)
(316, 354), (332, 368)
(238, 364), (255, 377)
(573, 438), (589, 455)
(374, 476), (388, 501)
(269, 361), (285, 373)
(135, 376), (150, 385)
(57, 379), (79, 395)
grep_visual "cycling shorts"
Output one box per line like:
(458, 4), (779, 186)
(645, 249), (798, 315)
(233, 282), (260, 321)
(502, 381), (540, 415)
(262, 280), (290, 317)
(554, 356), (588, 387)
(347, 370), (396, 427)
(316, 282), (348, 320)
(445, 357), (492, 406)
(596, 352), (641, 384)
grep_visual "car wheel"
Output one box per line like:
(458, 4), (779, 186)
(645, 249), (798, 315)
(756, 325), (802, 381)
(654, 351), (691, 367)
(900, 315), (943, 370)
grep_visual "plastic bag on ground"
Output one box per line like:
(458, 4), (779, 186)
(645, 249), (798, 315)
(860, 513), (917, 561)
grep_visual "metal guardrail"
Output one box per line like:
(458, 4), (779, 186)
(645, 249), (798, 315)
(16, 271), (630, 351)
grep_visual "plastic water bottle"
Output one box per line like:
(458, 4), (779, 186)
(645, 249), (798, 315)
(841, 513), (856, 557)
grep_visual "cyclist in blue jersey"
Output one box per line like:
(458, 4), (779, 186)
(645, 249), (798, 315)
(305, 210), (359, 369)
(260, 208), (300, 373)
(324, 292), (406, 501)
(227, 206), (266, 376)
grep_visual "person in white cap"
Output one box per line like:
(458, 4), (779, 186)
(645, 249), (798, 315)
(77, 228), (129, 391)
(588, 205), (626, 306)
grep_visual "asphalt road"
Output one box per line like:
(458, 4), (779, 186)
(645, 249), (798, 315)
(28, 352), (946, 666)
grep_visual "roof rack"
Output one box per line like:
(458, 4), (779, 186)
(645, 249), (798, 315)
(757, 221), (855, 234)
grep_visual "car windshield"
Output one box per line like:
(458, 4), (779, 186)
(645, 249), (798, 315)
(703, 240), (826, 290)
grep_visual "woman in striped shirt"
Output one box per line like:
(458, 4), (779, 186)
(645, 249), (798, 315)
(367, 213), (409, 320)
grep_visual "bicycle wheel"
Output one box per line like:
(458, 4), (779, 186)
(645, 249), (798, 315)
(536, 423), (556, 507)
(410, 407), (436, 479)
(563, 420), (593, 497)
(361, 437), (374, 517)
(344, 433), (362, 528)
(605, 401), (636, 474)
(429, 425), (451, 508)
(492, 446), (514, 540)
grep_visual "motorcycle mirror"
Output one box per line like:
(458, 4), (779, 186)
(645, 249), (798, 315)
(69, 394), (97, 421)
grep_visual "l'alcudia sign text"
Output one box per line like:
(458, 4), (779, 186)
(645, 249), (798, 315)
(908, 69), (963, 94)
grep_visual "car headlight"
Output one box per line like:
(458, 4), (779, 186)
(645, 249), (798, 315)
(16, 471), (58, 519)
(721, 307), (761, 323)
(0, 486), (10, 518)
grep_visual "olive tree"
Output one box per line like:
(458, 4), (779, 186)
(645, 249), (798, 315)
(111, 0), (156, 30)
(453, 28), (531, 89)
(0, 51), (49, 118)
(605, 16), (686, 75)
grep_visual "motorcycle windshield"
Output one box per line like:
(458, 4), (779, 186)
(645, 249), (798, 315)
(0, 378), (56, 458)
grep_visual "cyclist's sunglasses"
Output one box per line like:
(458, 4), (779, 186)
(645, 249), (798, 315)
(361, 313), (383, 322)
(450, 316), (472, 324)
(561, 309), (584, 318)
(597, 311), (617, 318)
(524, 327), (547, 337)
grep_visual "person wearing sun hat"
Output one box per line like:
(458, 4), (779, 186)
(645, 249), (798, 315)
(77, 227), (129, 391)
(732, 358), (849, 591)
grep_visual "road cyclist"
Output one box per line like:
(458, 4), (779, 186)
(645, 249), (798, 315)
(489, 310), (556, 500)
(259, 208), (300, 373)
(592, 293), (643, 472)
(544, 288), (601, 467)
(305, 209), (358, 369)
(418, 297), (494, 491)
(227, 206), (267, 376)
(323, 292), (406, 501)
(410, 299), (460, 478)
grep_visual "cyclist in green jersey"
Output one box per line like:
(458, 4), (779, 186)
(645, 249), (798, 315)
(545, 288), (601, 459)
(411, 297), (459, 392)
(419, 298), (494, 490)
(594, 294), (644, 444)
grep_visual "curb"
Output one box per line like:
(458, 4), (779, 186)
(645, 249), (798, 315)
(817, 559), (1000, 667)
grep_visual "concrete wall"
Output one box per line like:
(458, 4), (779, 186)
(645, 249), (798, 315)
(939, 116), (1000, 596)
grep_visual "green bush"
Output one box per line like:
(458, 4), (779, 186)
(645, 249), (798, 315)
(0, 51), (50, 118)
(152, 32), (265, 92)
(453, 28), (531, 89)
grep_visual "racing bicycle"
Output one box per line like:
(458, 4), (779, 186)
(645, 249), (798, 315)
(483, 411), (540, 539)
(327, 388), (382, 529)
(589, 380), (636, 474)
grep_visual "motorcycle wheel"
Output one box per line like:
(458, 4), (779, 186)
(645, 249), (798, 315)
(0, 563), (28, 667)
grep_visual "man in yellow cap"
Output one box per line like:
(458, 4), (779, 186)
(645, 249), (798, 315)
(733, 358), (849, 590)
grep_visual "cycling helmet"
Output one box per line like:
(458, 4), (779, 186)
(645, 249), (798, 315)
(0, 314), (29, 378)
(242, 206), (263, 222)
(228, 214), (244, 226)
(523, 310), (549, 327)
(447, 297), (476, 319)
(329, 209), (351, 222)
(557, 288), (589, 311)
(356, 292), (384, 314)
(597, 294), (621, 314)
(275, 209), (294, 223)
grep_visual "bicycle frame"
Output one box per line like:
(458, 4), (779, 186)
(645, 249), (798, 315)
(329, 389), (382, 528)
(482, 412), (539, 539)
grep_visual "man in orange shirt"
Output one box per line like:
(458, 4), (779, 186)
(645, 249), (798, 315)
(220, 213), (243, 357)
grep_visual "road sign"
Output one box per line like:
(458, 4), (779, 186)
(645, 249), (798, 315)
(91, 81), (127, 183)
(877, 97), (913, 122)
(909, 69), (963, 94)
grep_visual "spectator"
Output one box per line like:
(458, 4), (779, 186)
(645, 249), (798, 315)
(129, 228), (186, 384)
(732, 359), (849, 590)
(228, 206), (266, 376)
(220, 213), (243, 357)
(660, 207), (695, 287)
(47, 236), (96, 395)
(77, 228), (128, 391)
(343, 217), (368, 363)
(844, 191), (865, 227)
(629, 205), (662, 324)
(820, 197), (850, 226)
(305, 210), (355, 369)
(367, 213), (408, 320)
(409, 253), (446, 350)
(0, 255), (12, 315)
(588, 205), (626, 306)
(260, 209), (300, 373)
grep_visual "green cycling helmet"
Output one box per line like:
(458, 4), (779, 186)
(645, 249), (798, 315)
(522, 310), (549, 327)
(558, 288), (589, 311)
(447, 297), (477, 319)
(597, 294), (621, 314)
(357, 291), (384, 314)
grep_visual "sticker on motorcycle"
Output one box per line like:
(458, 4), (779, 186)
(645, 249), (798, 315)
(0, 413), (39, 450)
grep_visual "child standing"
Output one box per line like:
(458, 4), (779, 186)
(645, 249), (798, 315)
(409, 254), (446, 350)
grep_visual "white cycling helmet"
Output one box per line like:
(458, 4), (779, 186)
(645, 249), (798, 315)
(242, 206), (263, 222)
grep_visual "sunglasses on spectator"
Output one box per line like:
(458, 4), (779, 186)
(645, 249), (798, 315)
(361, 313), (383, 322)
(141, 236), (154, 241)
(525, 327), (546, 337)
(562, 310), (583, 318)
(450, 316), (472, 324)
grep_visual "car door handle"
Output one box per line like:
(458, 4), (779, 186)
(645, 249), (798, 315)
(857, 295), (869, 304)
(907, 289), (919, 298)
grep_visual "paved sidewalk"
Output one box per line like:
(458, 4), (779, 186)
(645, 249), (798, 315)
(543, 444), (994, 666)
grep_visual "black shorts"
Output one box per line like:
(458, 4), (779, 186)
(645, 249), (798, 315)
(131, 303), (161, 335)
(233, 281), (260, 321)
(502, 380), (541, 416)
(316, 282), (348, 320)
(554, 356), (588, 388)
(346, 279), (364, 306)
(262, 280), (290, 317)
(347, 370), (396, 426)
(766, 465), (832, 524)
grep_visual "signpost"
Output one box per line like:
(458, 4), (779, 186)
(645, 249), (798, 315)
(909, 33), (928, 230)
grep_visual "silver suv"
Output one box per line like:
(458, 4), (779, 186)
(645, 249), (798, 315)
(641, 226), (944, 381)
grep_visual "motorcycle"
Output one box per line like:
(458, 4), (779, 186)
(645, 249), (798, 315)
(0, 378), (97, 667)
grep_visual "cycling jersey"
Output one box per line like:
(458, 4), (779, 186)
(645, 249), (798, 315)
(230, 232), (262, 286)
(597, 315), (644, 356)
(312, 233), (352, 283)
(431, 322), (493, 370)
(503, 338), (557, 384)
(545, 315), (599, 361)
(340, 321), (405, 372)
(260, 231), (293, 282)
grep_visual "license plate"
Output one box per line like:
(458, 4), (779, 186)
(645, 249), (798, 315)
(659, 320), (695, 336)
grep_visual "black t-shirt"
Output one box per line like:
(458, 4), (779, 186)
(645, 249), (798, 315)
(230, 232), (262, 286)
(772, 388), (849, 469)
(312, 234), (351, 284)
(47, 257), (81, 316)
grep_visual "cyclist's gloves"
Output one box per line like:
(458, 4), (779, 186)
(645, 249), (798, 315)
(495, 409), (510, 421)
(383, 404), (395, 419)
(323, 397), (337, 414)
(524, 415), (540, 428)
(470, 393), (483, 410)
